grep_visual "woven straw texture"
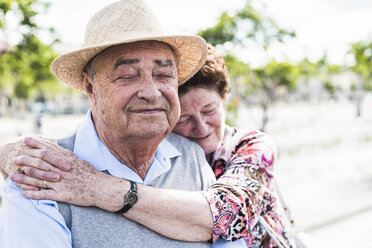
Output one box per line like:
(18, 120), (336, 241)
(51, 0), (207, 91)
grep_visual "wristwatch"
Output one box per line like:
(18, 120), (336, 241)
(116, 181), (138, 214)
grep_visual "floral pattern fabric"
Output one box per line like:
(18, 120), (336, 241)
(201, 125), (291, 247)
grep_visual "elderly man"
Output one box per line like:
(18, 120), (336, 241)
(0, 0), (246, 247)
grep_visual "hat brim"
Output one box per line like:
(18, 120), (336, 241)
(51, 34), (207, 92)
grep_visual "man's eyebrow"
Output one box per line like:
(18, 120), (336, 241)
(114, 59), (139, 70)
(154, 59), (174, 67)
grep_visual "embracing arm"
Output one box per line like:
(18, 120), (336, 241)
(201, 129), (279, 243)
(127, 185), (213, 241)
(0, 137), (24, 179)
(1, 131), (277, 243)
(0, 136), (213, 242)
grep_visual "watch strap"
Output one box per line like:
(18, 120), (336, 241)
(115, 181), (137, 214)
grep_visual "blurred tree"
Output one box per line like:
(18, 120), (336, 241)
(250, 60), (298, 131)
(295, 58), (317, 100)
(315, 55), (341, 99)
(198, 0), (296, 130)
(199, 1), (295, 49)
(349, 40), (372, 91)
(0, 0), (61, 102)
(223, 54), (249, 126)
(349, 40), (372, 116)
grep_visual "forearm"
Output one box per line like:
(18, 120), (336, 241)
(98, 177), (213, 241)
(0, 145), (8, 178)
(201, 129), (278, 243)
(5, 136), (214, 242)
(1, 169), (7, 180)
(0, 140), (13, 179)
(128, 186), (213, 241)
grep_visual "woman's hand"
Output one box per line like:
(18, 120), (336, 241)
(1, 135), (76, 186)
(8, 136), (127, 211)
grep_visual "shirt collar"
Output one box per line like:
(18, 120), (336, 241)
(73, 110), (181, 185)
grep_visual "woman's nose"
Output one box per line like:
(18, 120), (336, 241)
(193, 117), (208, 136)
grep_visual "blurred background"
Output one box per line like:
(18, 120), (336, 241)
(0, 0), (372, 247)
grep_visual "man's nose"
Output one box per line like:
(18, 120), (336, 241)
(137, 75), (162, 102)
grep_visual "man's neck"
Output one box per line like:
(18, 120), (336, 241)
(103, 135), (161, 179)
(95, 124), (164, 180)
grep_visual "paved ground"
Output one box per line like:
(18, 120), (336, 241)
(308, 206), (372, 248)
(236, 95), (372, 248)
(1, 95), (372, 247)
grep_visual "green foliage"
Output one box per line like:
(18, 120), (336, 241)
(7, 34), (60, 99)
(327, 64), (341, 74)
(0, 0), (12, 28)
(248, 59), (298, 102)
(0, 0), (62, 100)
(323, 81), (335, 96)
(0, 0), (46, 30)
(223, 54), (249, 83)
(198, 12), (237, 46)
(225, 96), (239, 126)
(297, 58), (317, 79)
(311, 55), (342, 94)
(198, 0), (295, 49)
(262, 60), (298, 89)
(349, 40), (372, 91)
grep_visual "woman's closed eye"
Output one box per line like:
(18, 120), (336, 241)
(202, 108), (216, 115)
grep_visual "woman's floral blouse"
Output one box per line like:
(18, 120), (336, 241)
(201, 125), (291, 247)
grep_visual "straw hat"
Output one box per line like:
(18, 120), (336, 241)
(51, 0), (208, 91)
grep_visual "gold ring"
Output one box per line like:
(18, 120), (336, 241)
(43, 180), (48, 189)
(19, 166), (25, 173)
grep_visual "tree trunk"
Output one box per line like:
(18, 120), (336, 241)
(261, 102), (269, 132)
(356, 76), (363, 117)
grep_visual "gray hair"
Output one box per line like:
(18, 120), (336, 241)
(83, 56), (97, 81)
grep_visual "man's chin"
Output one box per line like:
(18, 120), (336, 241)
(135, 130), (169, 140)
(127, 122), (170, 139)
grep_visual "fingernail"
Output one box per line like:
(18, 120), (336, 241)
(63, 162), (71, 171)
(10, 173), (20, 181)
(51, 173), (60, 181)
(24, 137), (31, 144)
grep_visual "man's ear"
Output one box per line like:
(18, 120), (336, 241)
(82, 71), (95, 99)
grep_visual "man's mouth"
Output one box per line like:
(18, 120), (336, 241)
(130, 108), (164, 114)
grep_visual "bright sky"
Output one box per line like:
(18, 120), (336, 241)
(34, 0), (372, 67)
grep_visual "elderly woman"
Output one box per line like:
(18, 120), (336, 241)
(0, 45), (290, 247)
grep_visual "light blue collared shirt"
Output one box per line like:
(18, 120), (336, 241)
(0, 110), (244, 247)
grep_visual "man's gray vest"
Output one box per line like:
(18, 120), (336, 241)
(57, 132), (213, 248)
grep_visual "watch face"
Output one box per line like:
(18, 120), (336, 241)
(126, 192), (138, 205)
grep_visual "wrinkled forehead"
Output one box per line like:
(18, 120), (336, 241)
(96, 40), (177, 64)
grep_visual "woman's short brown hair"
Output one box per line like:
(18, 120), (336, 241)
(178, 44), (231, 99)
